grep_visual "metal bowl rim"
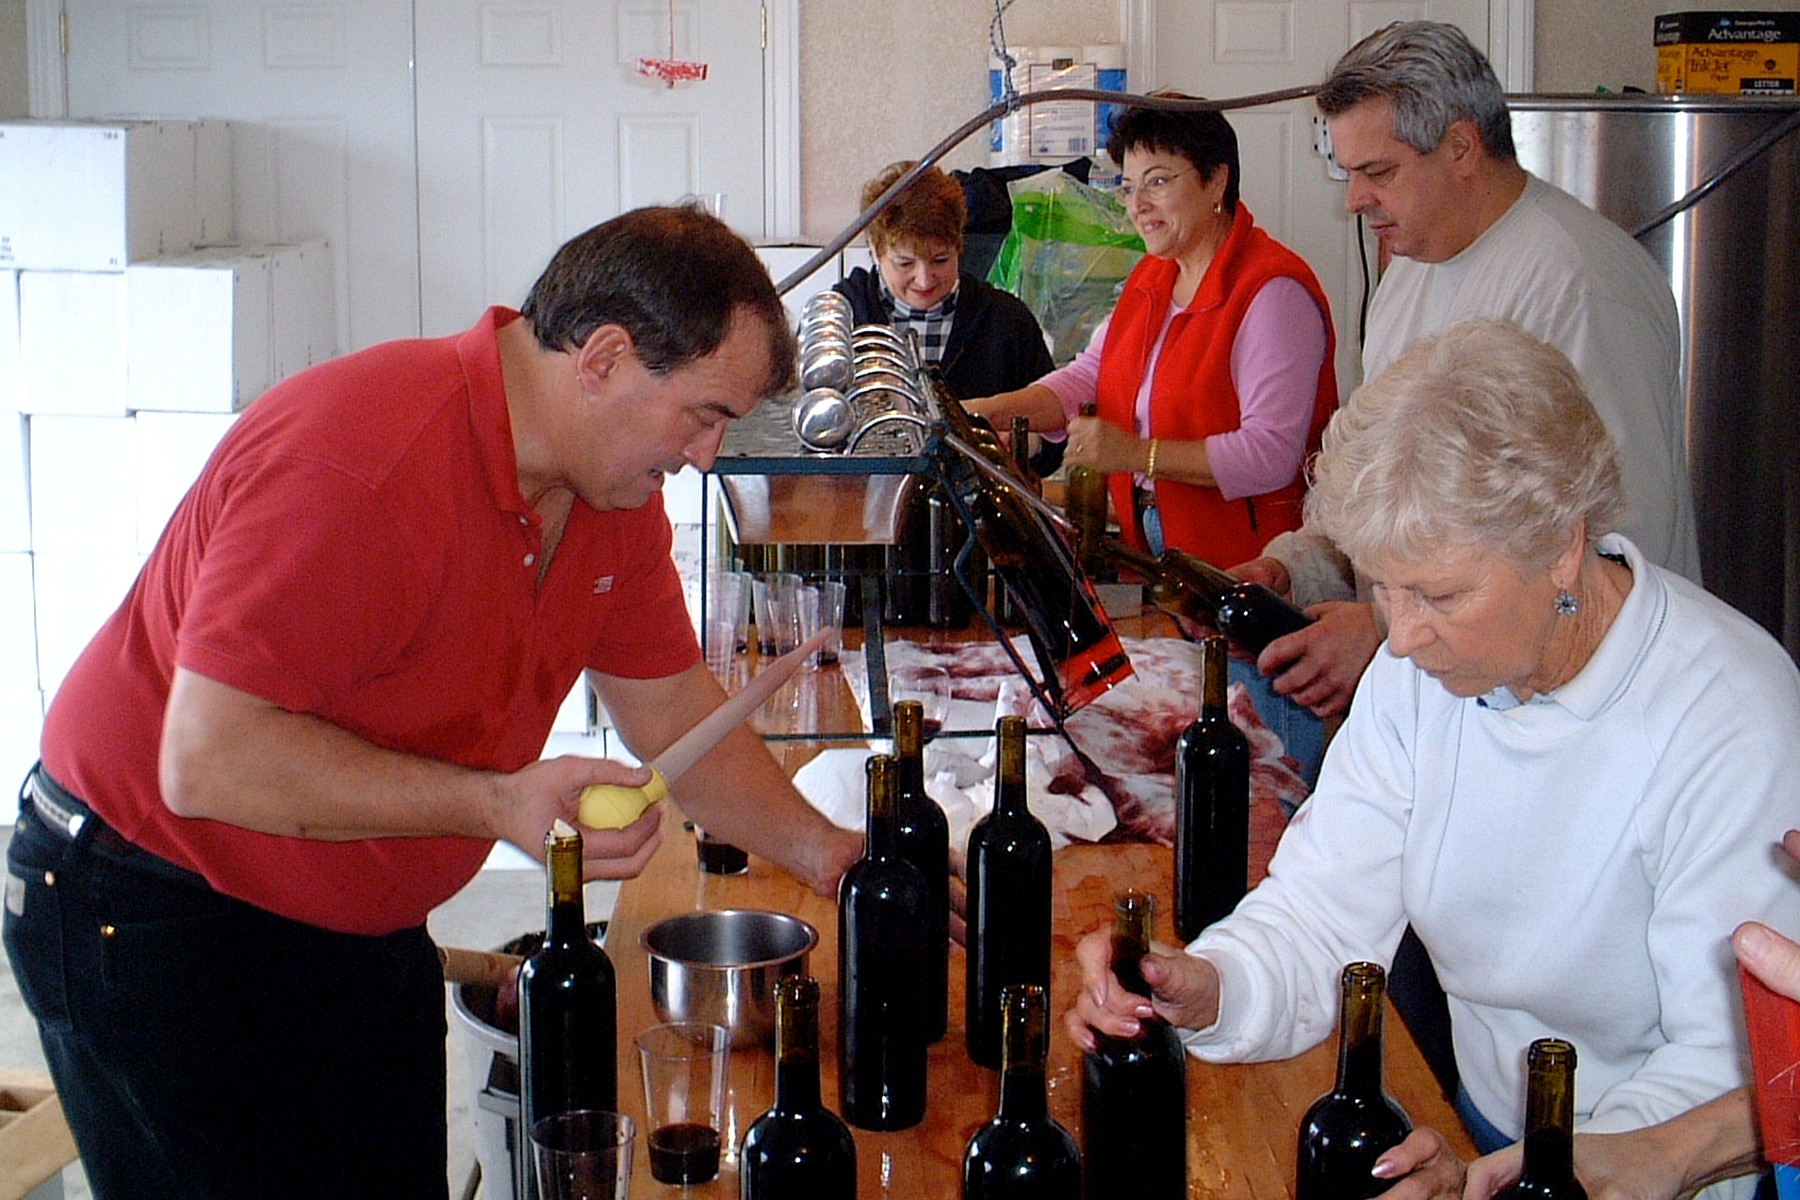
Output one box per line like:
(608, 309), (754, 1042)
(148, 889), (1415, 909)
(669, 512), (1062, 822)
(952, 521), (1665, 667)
(638, 908), (820, 970)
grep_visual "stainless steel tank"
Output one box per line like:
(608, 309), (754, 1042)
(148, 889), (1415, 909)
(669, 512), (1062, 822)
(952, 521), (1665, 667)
(1510, 95), (1800, 656)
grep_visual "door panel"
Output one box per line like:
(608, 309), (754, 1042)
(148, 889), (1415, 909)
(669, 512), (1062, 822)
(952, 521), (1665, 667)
(414, 0), (767, 335)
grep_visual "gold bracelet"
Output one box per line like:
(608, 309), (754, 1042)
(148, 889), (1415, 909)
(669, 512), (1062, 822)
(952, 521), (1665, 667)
(1145, 437), (1160, 480)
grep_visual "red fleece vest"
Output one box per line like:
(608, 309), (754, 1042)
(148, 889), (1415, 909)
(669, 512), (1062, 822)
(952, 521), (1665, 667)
(1095, 204), (1337, 568)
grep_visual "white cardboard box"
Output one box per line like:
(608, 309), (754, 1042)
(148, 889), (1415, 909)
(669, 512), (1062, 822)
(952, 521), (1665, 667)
(127, 248), (273, 413)
(267, 239), (336, 381)
(18, 270), (128, 416)
(0, 268), (18, 410)
(0, 687), (45, 817)
(29, 413), (137, 554)
(0, 553), (39, 692)
(0, 119), (200, 271)
(193, 118), (236, 247)
(31, 551), (144, 697)
(135, 411), (235, 553)
(0, 413), (29, 553)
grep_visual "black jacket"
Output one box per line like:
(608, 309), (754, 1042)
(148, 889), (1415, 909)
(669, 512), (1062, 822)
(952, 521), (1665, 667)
(832, 268), (1053, 402)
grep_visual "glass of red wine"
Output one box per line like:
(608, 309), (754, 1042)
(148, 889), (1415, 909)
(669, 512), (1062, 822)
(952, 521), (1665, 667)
(634, 1022), (730, 1186)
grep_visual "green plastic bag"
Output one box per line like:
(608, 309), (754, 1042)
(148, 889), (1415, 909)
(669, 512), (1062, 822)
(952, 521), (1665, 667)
(987, 173), (1145, 365)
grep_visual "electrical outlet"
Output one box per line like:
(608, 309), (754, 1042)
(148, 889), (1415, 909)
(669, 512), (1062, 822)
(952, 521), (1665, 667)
(1313, 114), (1349, 182)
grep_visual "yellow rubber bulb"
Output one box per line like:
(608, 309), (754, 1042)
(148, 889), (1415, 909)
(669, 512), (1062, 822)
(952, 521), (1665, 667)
(577, 767), (668, 830)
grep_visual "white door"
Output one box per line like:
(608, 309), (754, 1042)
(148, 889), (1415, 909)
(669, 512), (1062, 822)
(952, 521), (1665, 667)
(61, 0), (422, 353)
(413, 0), (770, 335)
(1139, 0), (1492, 392)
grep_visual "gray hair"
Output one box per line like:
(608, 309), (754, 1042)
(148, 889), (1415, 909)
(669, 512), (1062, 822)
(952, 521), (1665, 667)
(1317, 21), (1516, 161)
(1304, 319), (1624, 573)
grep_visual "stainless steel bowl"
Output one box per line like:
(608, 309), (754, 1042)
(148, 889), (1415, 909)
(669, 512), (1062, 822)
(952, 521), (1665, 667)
(792, 387), (855, 450)
(640, 910), (818, 1048)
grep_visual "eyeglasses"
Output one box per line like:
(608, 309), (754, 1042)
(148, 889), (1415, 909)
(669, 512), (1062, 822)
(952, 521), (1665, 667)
(1115, 168), (1193, 202)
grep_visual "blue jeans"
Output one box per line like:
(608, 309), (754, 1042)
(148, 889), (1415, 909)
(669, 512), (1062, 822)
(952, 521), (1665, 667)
(1229, 659), (1327, 793)
(3, 768), (449, 1200)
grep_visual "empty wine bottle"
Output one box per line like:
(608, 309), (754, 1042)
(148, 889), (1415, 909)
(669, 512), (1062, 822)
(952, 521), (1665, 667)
(838, 754), (930, 1130)
(519, 819), (617, 1138)
(1175, 635), (1251, 942)
(933, 385), (1131, 713)
(1064, 465), (1113, 581)
(1297, 962), (1413, 1199)
(739, 975), (858, 1199)
(1495, 1039), (1587, 1199)
(894, 698), (950, 1044)
(963, 982), (1081, 1199)
(995, 415), (1041, 629)
(885, 482), (930, 626)
(1080, 889), (1187, 1199)
(928, 479), (987, 628)
(966, 715), (1054, 1070)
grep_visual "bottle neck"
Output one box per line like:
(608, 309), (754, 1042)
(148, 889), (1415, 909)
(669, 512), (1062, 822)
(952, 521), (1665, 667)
(865, 756), (900, 859)
(995, 716), (1028, 817)
(772, 982), (824, 1112)
(1518, 1041), (1579, 1185)
(1111, 891), (1157, 1001)
(996, 985), (1051, 1121)
(544, 835), (587, 946)
(894, 703), (926, 799)
(1199, 635), (1229, 715)
(1334, 964), (1388, 1096)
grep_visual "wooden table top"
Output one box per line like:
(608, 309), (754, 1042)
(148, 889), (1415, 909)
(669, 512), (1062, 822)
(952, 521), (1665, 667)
(605, 636), (1475, 1198)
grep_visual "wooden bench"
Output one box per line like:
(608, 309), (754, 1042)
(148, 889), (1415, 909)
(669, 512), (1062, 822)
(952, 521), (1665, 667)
(0, 1069), (78, 1200)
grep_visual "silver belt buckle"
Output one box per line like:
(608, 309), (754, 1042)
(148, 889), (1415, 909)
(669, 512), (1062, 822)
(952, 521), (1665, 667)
(26, 774), (86, 840)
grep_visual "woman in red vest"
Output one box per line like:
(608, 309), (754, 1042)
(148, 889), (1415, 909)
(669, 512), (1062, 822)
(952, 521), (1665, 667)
(965, 98), (1339, 569)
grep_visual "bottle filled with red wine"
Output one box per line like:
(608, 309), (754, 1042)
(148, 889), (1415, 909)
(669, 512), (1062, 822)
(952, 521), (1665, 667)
(893, 698), (950, 1044)
(933, 386), (1131, 714)
(962, 982), (1081, 1199)
(1495, 1039), (1587, 1199)
(1174, 635), (1250, 942)
(1296, 961), (1413, 1199)
(966, 715), (1054, 1070)
(838, 754), (929, 1130)
(519, 819), (617, 1137)
(1080, 889), (1187, 1199)
(739, 975), (858, 1199)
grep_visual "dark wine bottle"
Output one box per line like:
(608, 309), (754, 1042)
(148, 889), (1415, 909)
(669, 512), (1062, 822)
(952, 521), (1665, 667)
(963, 982), (1081, 1199)
(1080, 889), (1187, 1199)
(739, 975), (858, 1199)
(1064, 465), (1113, 581)
(885, 481), (930, 626)
(838, 754), (930, 1130)
(965, 715), (1054, 1070)
(893, 699), (950, 1044)
(1165, 547), (1312, 656)
(1174, 635), (1251, 942)
(1296, 962), (1414, 1200)
(928, 478), (987, 629)
(995, 415), (1041, 629)
(1495, 1039), (1588, 1199)
(932, 384), (1132, 713)
(518, 819), (617, 1139)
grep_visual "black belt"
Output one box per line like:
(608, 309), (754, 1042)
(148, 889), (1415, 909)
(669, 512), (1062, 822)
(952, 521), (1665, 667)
(23, 765), (210, 887)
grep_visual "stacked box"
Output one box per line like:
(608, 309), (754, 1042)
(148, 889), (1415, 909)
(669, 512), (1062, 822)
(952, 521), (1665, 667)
(17, 270), (128, 416)
(266, 239), (337, 382)
(0, 120), (202, 271)
(135, 412), (237, 553)
(1657, 11), (1800, 94)
(127, 248), (274, 413)
(32, 550), (145, 698)
(0, 413), (28, 553)
(28, 414), (137, 554)
(0, 269), (17, 410)
(193, 119), (237, 246)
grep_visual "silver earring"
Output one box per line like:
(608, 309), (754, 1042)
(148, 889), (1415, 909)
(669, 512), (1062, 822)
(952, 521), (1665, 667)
(1212, 201), (1223, 215)
(1554, 589), (1579, 616)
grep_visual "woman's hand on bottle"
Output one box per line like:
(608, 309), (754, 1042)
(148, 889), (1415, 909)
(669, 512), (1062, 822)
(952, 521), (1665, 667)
(1062, 927), (1220, 1050)
(1229, 556), (1293, 599)
(1064, 415), (1143, 476)
(1365, 1127), (1467, 1197)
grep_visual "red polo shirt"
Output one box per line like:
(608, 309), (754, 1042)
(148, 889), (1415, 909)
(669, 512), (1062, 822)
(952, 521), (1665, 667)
(41, 307), (700, 934)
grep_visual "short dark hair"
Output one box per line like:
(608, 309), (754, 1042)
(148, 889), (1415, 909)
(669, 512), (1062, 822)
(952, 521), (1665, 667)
(1107, 95), (1241, 213)
(520, 206), (796, 398)
(1316, 21), (1516, 161)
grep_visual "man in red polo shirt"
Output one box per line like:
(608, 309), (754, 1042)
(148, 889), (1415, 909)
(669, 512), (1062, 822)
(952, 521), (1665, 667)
(3, 207), (861, 1200)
